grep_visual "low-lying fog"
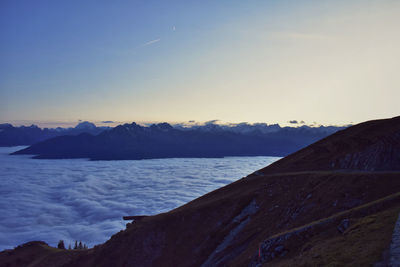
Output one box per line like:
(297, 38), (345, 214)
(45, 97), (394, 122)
(0, 146), (279, 250)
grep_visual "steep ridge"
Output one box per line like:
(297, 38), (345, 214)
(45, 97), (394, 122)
(260, 116), (400, 173)
(1, 116), (399, 267)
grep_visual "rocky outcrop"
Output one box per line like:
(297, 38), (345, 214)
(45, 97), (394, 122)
(332, 131), (400, 171)
(202, 200), (259, 267)
(337, 218), (350, 233)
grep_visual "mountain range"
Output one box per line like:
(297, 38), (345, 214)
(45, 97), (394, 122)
(11, 122), (345, 160)
(1, 116), (399, 266)
(0, 121), (109, 147)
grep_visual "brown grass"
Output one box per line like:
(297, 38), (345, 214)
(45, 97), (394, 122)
(270, 205), (399, 266)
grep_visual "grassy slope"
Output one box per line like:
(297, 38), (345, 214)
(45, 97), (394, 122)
(271, 206), (399, 267)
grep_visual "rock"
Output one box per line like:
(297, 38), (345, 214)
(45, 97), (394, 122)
(389, 213), (400, 266)
(337, 218), (350, 233)
(274, 245), (284, 253)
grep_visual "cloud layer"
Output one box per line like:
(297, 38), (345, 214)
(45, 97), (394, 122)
(0, 147), (278, 250)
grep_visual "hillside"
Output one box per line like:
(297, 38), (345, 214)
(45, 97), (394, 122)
(260, 116), (400, 173)
(11, 122), (344, 160)
(1, 116), (399, 267)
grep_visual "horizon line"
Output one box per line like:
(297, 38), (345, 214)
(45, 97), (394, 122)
(0, 119), (352, 129)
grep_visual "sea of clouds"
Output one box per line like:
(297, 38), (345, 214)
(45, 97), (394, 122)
(0, 147), (279, 250)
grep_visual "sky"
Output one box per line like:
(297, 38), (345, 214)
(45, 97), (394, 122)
(1, 0), (399, 126)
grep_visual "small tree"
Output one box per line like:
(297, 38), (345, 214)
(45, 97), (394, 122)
(68, 244), (72, 250)
(57, 240), (65, 249)
(74, 240), (78, 250)
(78, 241), (83, 250)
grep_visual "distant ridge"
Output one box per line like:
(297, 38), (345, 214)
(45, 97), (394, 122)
(0, 122), (109, 147)
(11, 122), (344, 160)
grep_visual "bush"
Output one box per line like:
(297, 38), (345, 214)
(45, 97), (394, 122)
(57, 240), (66, 249)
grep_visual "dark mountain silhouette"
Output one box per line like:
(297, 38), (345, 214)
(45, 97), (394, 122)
(0, 122), (110, 147)
(261, 116), (400, 173)
(1, 116), (400, 267)
(11, 122), (345, 160)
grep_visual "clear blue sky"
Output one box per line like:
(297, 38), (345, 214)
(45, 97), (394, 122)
(1, 0), (399, 126)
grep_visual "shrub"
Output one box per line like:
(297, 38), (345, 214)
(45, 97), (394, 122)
(57, 240), (65, 249)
